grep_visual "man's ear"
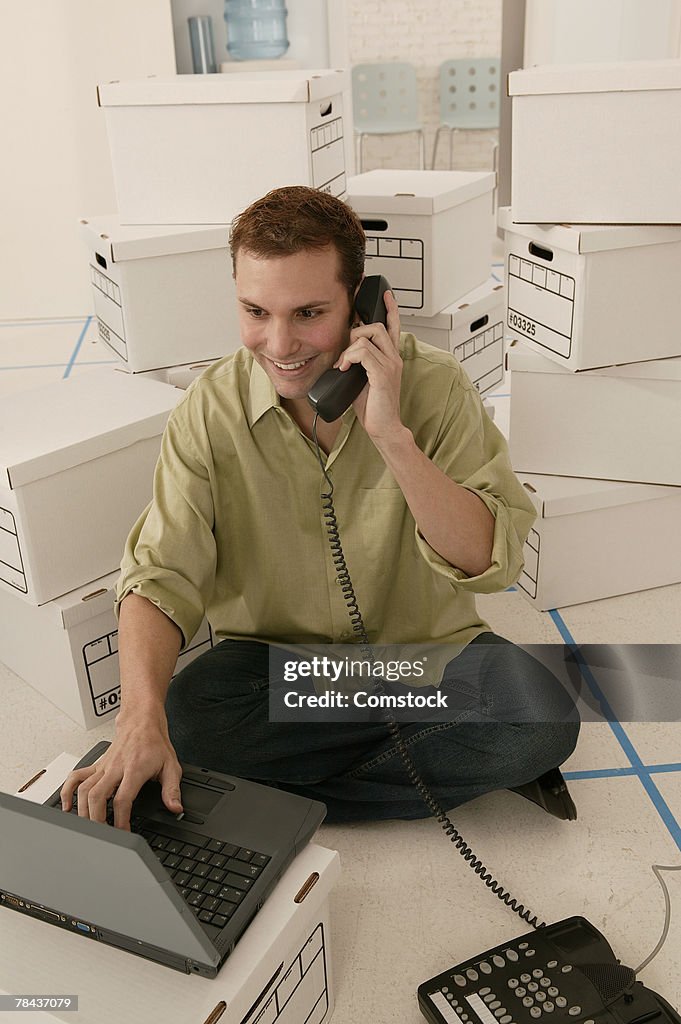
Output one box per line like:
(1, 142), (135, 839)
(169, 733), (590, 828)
(349, 276), (365, 326)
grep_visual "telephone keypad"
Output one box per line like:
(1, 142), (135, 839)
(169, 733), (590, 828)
(421, 919), (634, 1024)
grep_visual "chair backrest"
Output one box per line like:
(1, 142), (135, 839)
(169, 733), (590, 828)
(438, 58), (501, 129)
(352, 62), (421, 129)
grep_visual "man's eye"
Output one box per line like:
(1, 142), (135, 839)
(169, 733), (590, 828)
(299, 309), (319, 319)
(247, 307), (265, 318)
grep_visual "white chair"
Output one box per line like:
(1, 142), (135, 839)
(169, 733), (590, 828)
(352, 62), (426, 173)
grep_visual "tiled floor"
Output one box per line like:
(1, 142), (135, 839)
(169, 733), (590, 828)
(1, 281), (680, 1020)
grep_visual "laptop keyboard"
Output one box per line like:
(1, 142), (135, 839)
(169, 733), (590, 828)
(68, 797), (270, 930)
(137, 821), (271, 930)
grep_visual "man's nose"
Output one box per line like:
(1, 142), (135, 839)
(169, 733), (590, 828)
(268, 318), (298, 357)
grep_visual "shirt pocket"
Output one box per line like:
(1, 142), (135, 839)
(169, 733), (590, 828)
(358, 487), (408, 578)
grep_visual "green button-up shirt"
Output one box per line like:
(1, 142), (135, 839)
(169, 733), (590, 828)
(116, 334), (536, 659)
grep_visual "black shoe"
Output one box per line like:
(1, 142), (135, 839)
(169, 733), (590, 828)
(509, 768), (577, 821)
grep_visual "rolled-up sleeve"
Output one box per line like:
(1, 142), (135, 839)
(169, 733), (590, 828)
(413, 369), (537, 593)
(115, 401), (217, 647)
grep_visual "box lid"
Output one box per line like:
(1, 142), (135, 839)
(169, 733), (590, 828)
(402, 278), (504, 332)
(497, 206), (681, 254)
(97, 69), (347, 107)
(50, 571), (120, 631)
(346, 169), (495, 215)
(507, 340), (681, 380)
(79, 216), (231, 262)
(518, 472), (680, 518)
(509, 59), (681, 97)
(0, 369), (182, 490)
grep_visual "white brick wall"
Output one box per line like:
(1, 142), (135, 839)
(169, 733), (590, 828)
(347, 0), (501, 172)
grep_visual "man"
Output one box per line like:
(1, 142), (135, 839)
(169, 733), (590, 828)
(61, 186), (579, 830)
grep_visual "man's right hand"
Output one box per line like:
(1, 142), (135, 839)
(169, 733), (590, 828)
(59, 708), (183, 832)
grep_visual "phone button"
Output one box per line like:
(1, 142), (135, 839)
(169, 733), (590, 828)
(454, 975), (467, 988)
(480, 962), (492, 975)
(465, 969), (479, 982)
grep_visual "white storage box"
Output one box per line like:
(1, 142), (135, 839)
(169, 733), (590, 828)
(0, 572), (214, 729)
(401, 279), (505, 396)
(80, 217), (240, 373)
(141, 361), (218, 389)
(499, 208), (681, 370)
(0, 369), (182, 606)
(509, 60), (681, 224)
(346, 169), (495, 316)
(98, 70), (348, 224)
(515, 473), (681, 610)
(507, 342), (681, 486)
(3, 754), (340, 1024)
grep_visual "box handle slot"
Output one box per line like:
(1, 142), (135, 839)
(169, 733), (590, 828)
(320, 100), (333, 117)
(470, 314), (489, 333)
(528, 242), (553, 262)
(361, 219), (389, 232)
(523, 482), (537, 494)
(95, 252), (108, 271)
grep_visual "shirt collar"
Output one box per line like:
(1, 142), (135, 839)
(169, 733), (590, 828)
(247, 357), (280, 427)
(246, 355), (358, 431)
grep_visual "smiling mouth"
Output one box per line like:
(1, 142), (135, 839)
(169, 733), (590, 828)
(269, 357), (315, 371)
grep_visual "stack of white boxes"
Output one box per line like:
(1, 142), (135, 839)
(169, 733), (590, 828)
(499, 59), (681, 610)
(1, 69), (352, 730)
(84, 69), (349, 384)
(0, 368), (216, 729)
(345, 169), (504, 410)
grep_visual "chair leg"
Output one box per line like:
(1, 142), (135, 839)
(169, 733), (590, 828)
(449, 127), (454, 169)
(417, 130), (426, 170)
(431, 126), (444, 170)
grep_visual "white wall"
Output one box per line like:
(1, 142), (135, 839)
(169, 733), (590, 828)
(525, 0), (681, 65)
(346, 0), (503, 172)
(0, 1), (176, 320)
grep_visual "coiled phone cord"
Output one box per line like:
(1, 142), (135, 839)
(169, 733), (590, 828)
(312, 415), (545, 930)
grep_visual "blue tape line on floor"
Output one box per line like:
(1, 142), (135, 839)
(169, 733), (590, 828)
(63, 316), (92, 379)
(549, 608), (681, 851)
(565, 763), (681, 781)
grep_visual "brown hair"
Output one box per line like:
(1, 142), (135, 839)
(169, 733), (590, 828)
(229, 186), (366, 298)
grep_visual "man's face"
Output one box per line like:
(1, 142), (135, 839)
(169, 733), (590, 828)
(235, 245), (355, 403)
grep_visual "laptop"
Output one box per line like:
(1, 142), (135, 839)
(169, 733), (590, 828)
(0, 741), (326, 978)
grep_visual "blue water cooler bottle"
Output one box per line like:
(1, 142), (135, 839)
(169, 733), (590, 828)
(224, 0), (290, 61)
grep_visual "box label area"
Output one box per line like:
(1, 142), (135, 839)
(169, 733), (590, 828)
(0, 506), (28, 594)
(455, 318), (504, 395)
(83, 621), (214, 718)
(365, 236), (425, 309)
(90, 265), (128, 361)
(517, 528), (540, 600)
(310, 116), (346, 197)
(246, 922), (330, 1024)
(507, 254), (575, 358)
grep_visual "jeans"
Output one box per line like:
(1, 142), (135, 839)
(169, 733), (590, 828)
(166, 632), (580, 823)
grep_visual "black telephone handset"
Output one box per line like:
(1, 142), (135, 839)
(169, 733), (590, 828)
(306, 274), (391, 423)
(418, 915), (681, 1024)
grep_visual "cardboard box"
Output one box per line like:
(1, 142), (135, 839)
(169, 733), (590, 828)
(515, 473), (681, 610)
(499, 208), (681, 371)
(97, 70), (348, 224)
(80, 217), (240, 373)
(141, 361), (219, 389)
(401, 279), (505, 396)
(507, 342), (681, 486)
(0, 572), (214, 729)
(509, 60), (681, 224)
(3, 754), (340, 1024)
(346, 169), (495, 316)
(0, 369), (182, 606)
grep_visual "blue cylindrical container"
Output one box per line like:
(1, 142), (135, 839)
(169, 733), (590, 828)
(224, 0), (289, 61)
